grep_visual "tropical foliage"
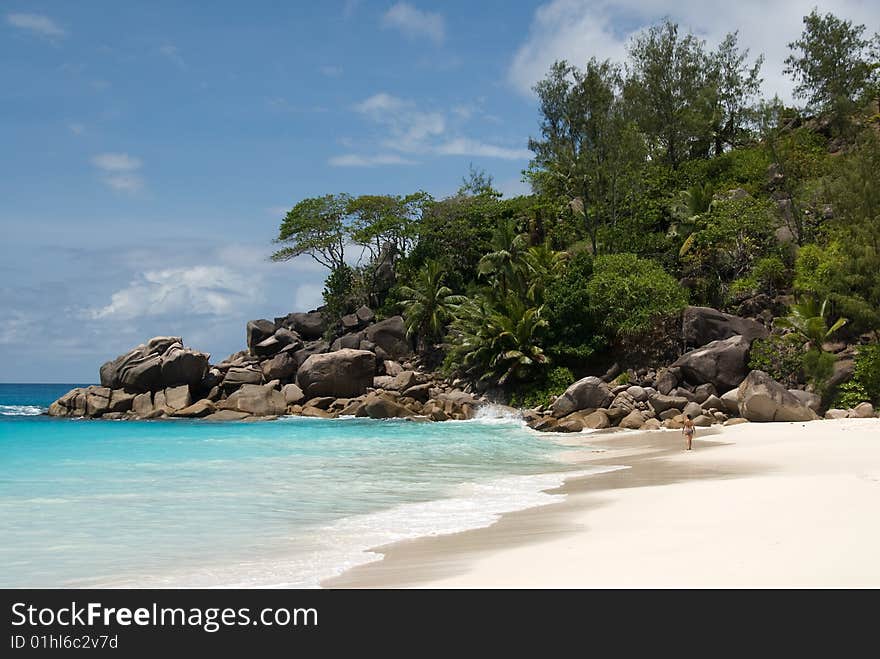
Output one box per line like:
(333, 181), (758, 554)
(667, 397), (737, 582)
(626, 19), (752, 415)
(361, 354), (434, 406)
(271, 10), (880, 402)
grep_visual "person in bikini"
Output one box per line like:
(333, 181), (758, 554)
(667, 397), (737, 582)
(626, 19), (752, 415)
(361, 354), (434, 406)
(682, 414), (695, 450)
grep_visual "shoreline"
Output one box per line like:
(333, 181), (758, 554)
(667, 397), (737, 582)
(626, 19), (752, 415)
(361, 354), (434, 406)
(325, 418), (880, 588)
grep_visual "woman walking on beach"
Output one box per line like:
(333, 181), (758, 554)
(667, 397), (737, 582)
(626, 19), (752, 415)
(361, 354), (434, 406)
(683, 414), (695, 450)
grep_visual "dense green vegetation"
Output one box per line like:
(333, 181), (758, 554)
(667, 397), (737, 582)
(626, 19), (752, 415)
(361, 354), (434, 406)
(274, 10), (880, 403)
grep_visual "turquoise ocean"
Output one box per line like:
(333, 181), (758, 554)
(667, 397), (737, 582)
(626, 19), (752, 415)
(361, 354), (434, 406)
(0, 383), (603, 588)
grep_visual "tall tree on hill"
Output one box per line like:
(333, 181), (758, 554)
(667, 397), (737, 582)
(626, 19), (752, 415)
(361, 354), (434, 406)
(625, 20), (709, 167)
(271, 193), (350, 271)
(784, 10), (877, 126)
(528, 58), (643, 254)
(706, 31), (764, 155)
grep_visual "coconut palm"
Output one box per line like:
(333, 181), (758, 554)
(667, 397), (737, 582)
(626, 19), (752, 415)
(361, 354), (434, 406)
(477, 219), (529, 292)
(519, 243), (568, 304)
(447, 293), (549, 386)
(776, 297), (848, 397)
(776, 297), (847, 349)
(398, 260), (467, 352)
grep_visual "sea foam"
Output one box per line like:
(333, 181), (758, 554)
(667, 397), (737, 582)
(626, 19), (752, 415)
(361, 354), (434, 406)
(0, 404), (44, 416)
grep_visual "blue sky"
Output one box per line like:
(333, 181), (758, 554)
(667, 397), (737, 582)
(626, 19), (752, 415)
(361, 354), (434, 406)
(2, 1), (877, 382)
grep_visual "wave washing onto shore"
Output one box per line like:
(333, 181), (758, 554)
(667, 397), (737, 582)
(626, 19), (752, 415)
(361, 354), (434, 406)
(3, 385), (620, 589)
(0, 404), (44, 416)
(93, 466), (626, 588)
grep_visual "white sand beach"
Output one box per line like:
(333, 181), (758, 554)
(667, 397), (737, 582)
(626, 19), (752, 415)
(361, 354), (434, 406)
(327, 418), (880, 588)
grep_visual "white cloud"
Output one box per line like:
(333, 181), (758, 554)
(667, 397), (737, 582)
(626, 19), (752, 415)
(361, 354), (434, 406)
(354, 92), (445, 153)
(92, 153), (142, 172)
(344, 92), (530, 163)
(89, 266), (261, 320)
(0, 310), (32, 345)
(91, 153), (144, 192)
(354, 92), (407, 114)
(6, 13), (66, 38)
(382, 3), (445, 45)
(319, 64), (343, 77)
(508, 0), (880, 104)
(436, 138), (531, 160)
(328, 153), (418, 167)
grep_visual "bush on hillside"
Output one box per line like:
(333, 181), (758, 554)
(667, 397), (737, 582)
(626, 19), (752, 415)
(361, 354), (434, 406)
(508, 366), (575, 409)
(587, 253), (688, 336)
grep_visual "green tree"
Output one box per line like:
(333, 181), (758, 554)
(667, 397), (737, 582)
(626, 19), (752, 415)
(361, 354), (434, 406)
(458, 164), (499, 197)
(586, 253), (689, 336)
(445, 293), (549, 387)
(406, 191), (500, 291)
(398, 260), (466, 352)
(529, 58), (644, 254)
(794, 133), (880, 332)
(625, 20), (709, 167)
(679, 194), (780, 305)
(322, 263), (358, 323)
(477, 219), (530, 293)
(272, 194), (349, 270)
(706, 31), (764, 155)
(542, 250), (601, 361)
(347, 192), (429, 264)
(519, 242), (568, 304)
(776, 297), (848, 397)
(783, 10), (876, 124)
(776, 298), (848, 350)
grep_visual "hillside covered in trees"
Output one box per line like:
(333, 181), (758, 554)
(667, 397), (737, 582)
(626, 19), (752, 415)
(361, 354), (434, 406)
(271, 10), (880, 412)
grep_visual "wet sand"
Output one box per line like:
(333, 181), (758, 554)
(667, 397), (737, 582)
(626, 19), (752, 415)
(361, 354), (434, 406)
(325, 418), (880, 588)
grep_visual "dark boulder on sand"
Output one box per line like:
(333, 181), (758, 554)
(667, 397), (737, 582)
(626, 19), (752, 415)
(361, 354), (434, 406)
(551, 376), (613, 418)
(736, 370), (819, 422)
(672, 335), (751, 392)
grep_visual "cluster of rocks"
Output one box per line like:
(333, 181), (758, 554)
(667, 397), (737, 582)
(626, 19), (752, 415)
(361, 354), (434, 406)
(823, 403), (876, 420)
(526, 368), (827, 433)
(48, 308), (485, 422)
(525, 306), (847, 433)
(47, 302), (876, 428)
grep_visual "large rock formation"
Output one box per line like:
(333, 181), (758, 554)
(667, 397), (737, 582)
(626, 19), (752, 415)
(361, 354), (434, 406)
(99, 337), (209, 392)
(219, 383), (286, 416)
(296, 349), (376, 398)
(222, 365), (263, 391)
(277, 311), (327, 340)
(671, 335), (751, 391)
(551, 376), (613, 417)
(682, 306), (768, 349)
(246, 320), (277, 354)
(363, 316), (411, 361)
(260, 350), (298, 381)
(736, 370), (819, 422)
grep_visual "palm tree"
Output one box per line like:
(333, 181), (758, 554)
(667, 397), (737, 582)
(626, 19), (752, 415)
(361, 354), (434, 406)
(776, 297), (847, 349)
(477, 219), (529, 293)
(398, 260), (467, 352)
(776, 297), (848, 397)
(519, 243), (568, 304)
(447, 292), (549, 386)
